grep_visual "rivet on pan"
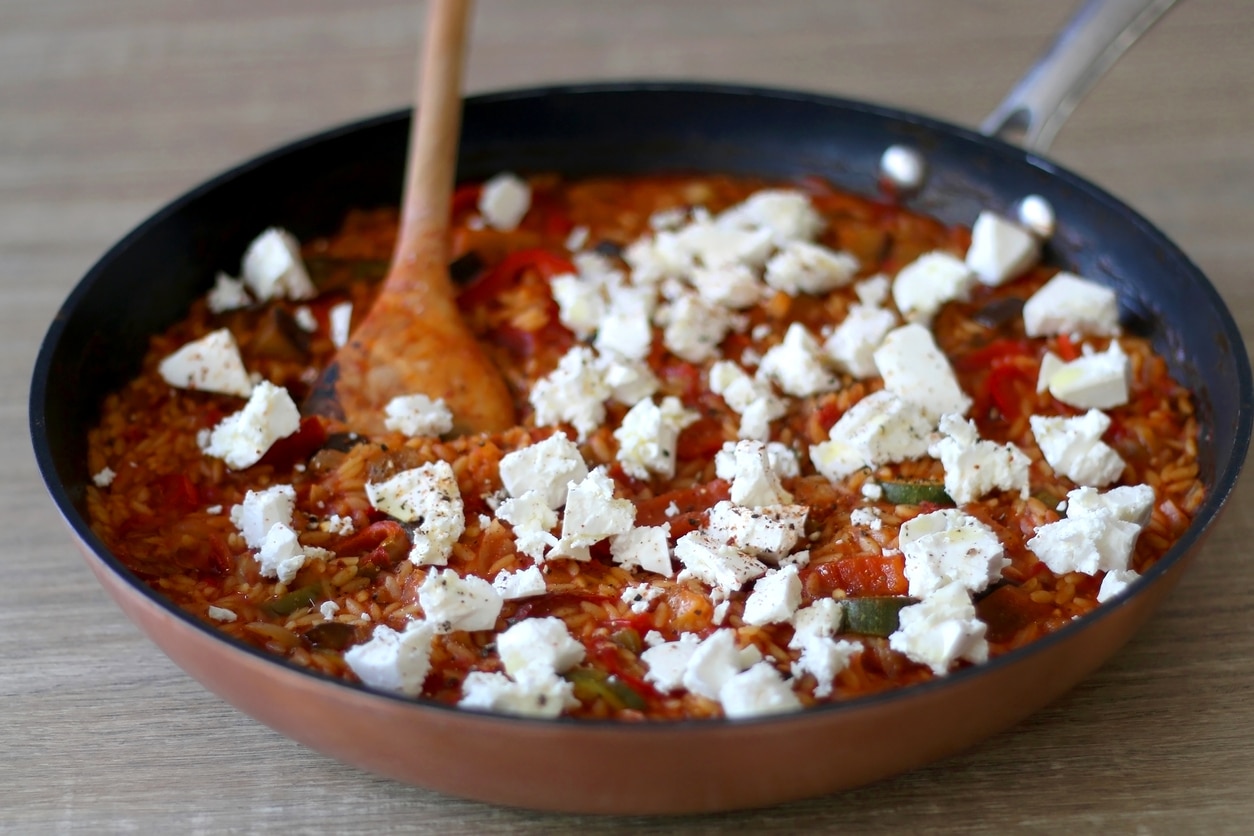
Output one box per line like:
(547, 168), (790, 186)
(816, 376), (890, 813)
(1017, 194), (1056, 239)
(879, 145), (927, 193)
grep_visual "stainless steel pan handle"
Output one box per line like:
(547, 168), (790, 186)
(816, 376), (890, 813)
(981, 0), (1179, 152)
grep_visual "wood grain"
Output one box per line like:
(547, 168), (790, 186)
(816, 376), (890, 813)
(3, 1), (1251, 831)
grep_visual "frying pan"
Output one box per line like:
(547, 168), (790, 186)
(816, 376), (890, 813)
(29, 0), (1252, 814)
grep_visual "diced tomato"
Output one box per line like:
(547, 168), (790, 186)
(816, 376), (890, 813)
(156, 473), (200, 515)
(658, 359), (703, 405)
(336, 520), (410, 568)
(953, 338), (1035, 373)
(676, 417), (728, 461)
(450, 183), (481, 218)
(1055, 332), (1081, 362)
(257, 415), (328, 470)
(804, 554), (909, 598)
(457, 248), (576, 311)
(635, 480), (731, 538)
(985, 356), (1038, 421)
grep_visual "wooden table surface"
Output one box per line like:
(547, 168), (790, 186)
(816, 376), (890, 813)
(4, 1), (1252, 832)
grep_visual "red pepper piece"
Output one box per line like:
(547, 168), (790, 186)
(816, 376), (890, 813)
(804, 554), (910, 598)
(457, 248), (576, 311)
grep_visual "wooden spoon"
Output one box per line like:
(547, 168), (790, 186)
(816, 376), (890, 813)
(305, 0), (516, 437)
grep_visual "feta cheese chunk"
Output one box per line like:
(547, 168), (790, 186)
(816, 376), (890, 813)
(708, 360), (787, 440)
(891, 251), (975, 324)
(1022, 272), (1121, 338)
(595, 283), (656, 361)
(713, 440), (794, 507)
(674, 531), (768, 592)
(719, 661), (802, 718)
(199, 380), (301, 470)
(824, 303), (898, 379)
(621, 582), (667, 613)
(613, 396), (699, 480)
(529, 346), (610, 441)
(230, 483), (296, 549)
(610, 524), (674, 577)
(207, 605), (237, 623)
(206, 272), (253, 313)
(757, 322), (841, 397)
(158, 328), (254, 398)
(256, 522), (308, 584)
(366, 460), (465, 565)
(809, 390), (932, 481)
(417, 568), (503, 634)
(641, 633), (702, 693)
(661, 292), (734, 363)
(965, 210), (1040, 286)
(92, 467), (116, 488)
(498, 431), (588, 509)
(898, 508), (1008, 598)
(459, 667), (578, 719)
(681, 629), (763, 700)
(478, 172), (531, 231)
(597, 355), (660, 406)
(550, 468), (636, 561)
(1097, 568), (1140, 603)
(344, 621), (437, 697)
(495, 490), (559, 561)
(382, 394), (454, 437)
(1066, 483), (1155, 527)
(790, 634), (861, 698)
(742, 565), (803, 626)
(1027, 511), (1142, 576)
(691, 263), (764, 309)
(764, 240), (859, 296)
(889, 582), (988, 675)
(874, 324), (972, 419)
(705, 501), (808, 562)
(1030, 410), (1126, 487)
(328, 301), (352, 348)
(789, 598), (845, 649)
(241, 227), (316, 301)
(928, 414), (1031, 504)
(719, 189), (824, 245)
(496, 616), (585, 677)
(491, 565), (548, 600)
(1038, 342), (1131, 410)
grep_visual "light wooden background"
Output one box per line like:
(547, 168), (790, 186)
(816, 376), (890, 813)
(3, 1), (1252, 832)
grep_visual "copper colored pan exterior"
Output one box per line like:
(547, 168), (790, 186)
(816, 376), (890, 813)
(32, 85), (1253, 814)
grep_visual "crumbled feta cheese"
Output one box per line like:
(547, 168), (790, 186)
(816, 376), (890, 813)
(328, 301), (353, 348)
(719, 189), (824, 245)
(1022, 272), (1121, 338)
(613, 396), (699, 480)
(344, 620), (437, 697)
(875, 324), (972, 419)
(640, 633), (702, 692)
(498, 431), (588, 509)
(207, 605), (237, 623)
(318, 514), (354, 536)
(551, 271), (607, 339)
(673, 531), (768, 591)
(661, 292), (734, 363)
(898, 508), (1008, 598)
(861, 481), (884, 501)
(809, 390), (932, 481)
(682, 628), (763, 700)
(764, 240), (859, 296)
(550, 468), (636, 561)
(610, 524), (674, 577)
(705, 501), (808, 562)
(620, 581), (667, 614)
(742, 565), (803, 626)
(478, 172), (531, 231)
(230, 484), (296, 548)
(199, 380), (301, 469)
(889, 582), (988, 674)
(1027, 511), (1142, 576)
(495, 490), (559, 561)
(1030, 409), (1126, 487)
(492, 565), (548, 600)
(790, 635), (861, 698)
(366, 460), (465, 565)
(319, 601), (340, 619)
(92, 467), (116, 488)
(1066, 483), (1155, 527)
(256, 522), (308, 584)
(565, 224), (590, 251)
(1097, 568), (1140, 603)
(757, 322), (841, 397)
(597, 355), (660, 406)
(206, 272), (253, 313)
(595, 284), (656, 361)
(241, 228), (316, 301)
(891, 251), (975, 324)
(708, 360), (787, 440)
(691, 263), (764, 309)
(713, 439), (794, 507)
(965, 211), (1040, 286)
(855, 274), (892, 307)
(1037, 341), (1130, 410)
(529, 346), (610, 440)
(158, 328), (254, 398)
(788, 598), (845, 648)
(459, 667), (577, 719)
(928, 414), (1031, 504)
(824, 303), (898, 378)
(382, 393), (454, 437)
(417, 568), (503, 634)
(719, 661), (803, 718)
(496, 616), (585, 677)
(849, 506), (881, 530)
(292, 306), (318, 332)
